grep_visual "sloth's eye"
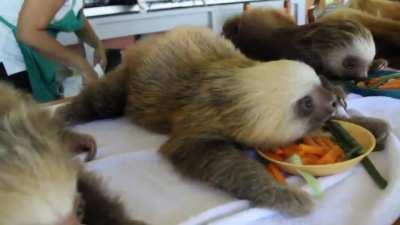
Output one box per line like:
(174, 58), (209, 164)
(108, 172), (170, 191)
(297, 95), (314, 117)
(343, 56), (358, 70)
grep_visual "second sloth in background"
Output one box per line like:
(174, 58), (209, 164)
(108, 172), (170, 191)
(222, 9), (381, 81)
(319, 0), (400, 68)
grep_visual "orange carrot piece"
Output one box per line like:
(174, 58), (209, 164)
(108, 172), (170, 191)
(275, 148), (286, 156)
(266, 136), (346, 164)
(333, 147), (345, 162)
(379, 84), (400, 89)
(266, 163), (287, 184)
(379, 79), (400, 89)
(322, 137), (335, 148)
(301, 154), (321, 165)
(298, 144), (326, 156)
(283, 145), (299, 158)
(317, 148), (342, 164)
(303, 136), (318, 146)
(265, 152), (284, 161)
(313, 137), (329, 148)
(368, 78), (381, 85)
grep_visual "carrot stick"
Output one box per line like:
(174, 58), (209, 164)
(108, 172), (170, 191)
(322, 138), (335, 148)
(317, 148), (342, 164)
(379, 84), (400, 89)
(283, 145), (299, 157)
(275, 148), (286, 156)
(266, 163), (287, 184)
(265, 152), (284, 161)
(313, 137), (329, 148)
(266, 135), (346, 164)
(378, 79), (400, 89)
(301, 154), (321, 165)
(298, 144), (326, 156)
(303, 136), (318, 146)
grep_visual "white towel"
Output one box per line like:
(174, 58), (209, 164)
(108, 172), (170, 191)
(71, 95), (400, 225)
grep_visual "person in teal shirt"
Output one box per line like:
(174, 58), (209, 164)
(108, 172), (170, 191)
(0, 0), (107, 102)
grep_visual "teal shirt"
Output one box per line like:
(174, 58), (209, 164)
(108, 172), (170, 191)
(0, 0), (85, 102)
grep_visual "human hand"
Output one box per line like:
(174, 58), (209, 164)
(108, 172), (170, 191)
(94, 44), (107, 71)
(81, 66), (98, 85)
(78, 60), (98, 85)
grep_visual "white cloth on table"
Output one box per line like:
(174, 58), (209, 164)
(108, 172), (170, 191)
(71, 95), (400, 225)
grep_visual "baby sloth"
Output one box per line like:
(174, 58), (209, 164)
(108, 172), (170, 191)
(222, 9), (377, 80)
(318, 0), (400, 68)
(59, 27), (340, 216)
(0, 82), (146, 225)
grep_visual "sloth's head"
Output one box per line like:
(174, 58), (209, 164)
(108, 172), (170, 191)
(0, 136), (81, 225)
(223, 10), (376, 81)
(234, 60), (338, 148)
(301, 20), (375, 80)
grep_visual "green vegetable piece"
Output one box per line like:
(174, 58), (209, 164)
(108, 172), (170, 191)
(325, 121), (362, 159)
(361, 157), (388, 189)
(288, 154), (323, 198)
(326, 120), (388, 189)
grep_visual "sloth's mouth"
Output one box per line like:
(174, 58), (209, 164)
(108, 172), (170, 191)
(309, 113), (335, 132)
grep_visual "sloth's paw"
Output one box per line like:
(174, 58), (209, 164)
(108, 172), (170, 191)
(259, 185), (314, 216)
(65, 131), (97, 162)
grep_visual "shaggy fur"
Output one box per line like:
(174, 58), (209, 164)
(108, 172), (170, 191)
(59, 27), (344, 216)
(319, 0), (400, 68)
(0, 82), (146, 225)
(222, 9), (389, 150)
(222, 9), (375, 80)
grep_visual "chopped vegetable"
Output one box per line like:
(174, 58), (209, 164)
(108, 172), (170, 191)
(325, 121), (388, 189)
(266, 163), (287, 184)
(355, 73), (400, 89)
(324, 120), (362, 159)
(379, 79), (400, 89)
(361, 157), (388, 189)
(260, 136), (345, 165)
(288, 154), (322, 198)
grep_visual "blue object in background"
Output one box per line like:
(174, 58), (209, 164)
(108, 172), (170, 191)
(344, 70), (400, 99)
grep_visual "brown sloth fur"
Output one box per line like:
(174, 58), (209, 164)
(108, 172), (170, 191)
(58, 27), (350, 216)
(222, 8), (376, 80)
(319, 0), (400, 68)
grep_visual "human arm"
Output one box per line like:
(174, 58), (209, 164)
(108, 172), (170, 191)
(16, 0), (98, 84)
(75, 16), (107, 71)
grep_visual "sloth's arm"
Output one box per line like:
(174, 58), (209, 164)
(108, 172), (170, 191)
(78, 171), (148, 225)
(160, 135), (313, 216)
(334, 115), (389, 150)
(57, 65), (129, 125)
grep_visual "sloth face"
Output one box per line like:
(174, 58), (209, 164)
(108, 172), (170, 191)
(234, 60), (339, 148)
(295, 85), (337, 132)
(341, 55), (370, 80)
(326, 38), (375, 80)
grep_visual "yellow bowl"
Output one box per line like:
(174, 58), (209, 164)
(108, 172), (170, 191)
(257, 120), (376, 176)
